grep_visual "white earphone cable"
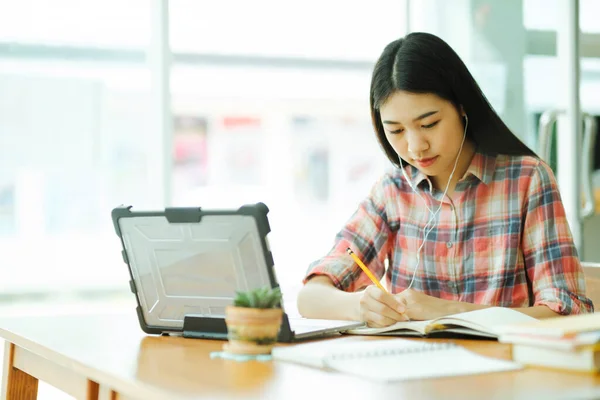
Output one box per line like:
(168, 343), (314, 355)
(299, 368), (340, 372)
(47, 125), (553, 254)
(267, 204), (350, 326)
(399, 116), (469, 290)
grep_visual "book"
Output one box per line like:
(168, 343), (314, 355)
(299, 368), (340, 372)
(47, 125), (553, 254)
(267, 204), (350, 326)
(345, 307), (538, 339)
(499, 331), (600, 351)
(497, 313), (600, 372)
(272, 337), (522, 382)
(510, 344), (600, 372)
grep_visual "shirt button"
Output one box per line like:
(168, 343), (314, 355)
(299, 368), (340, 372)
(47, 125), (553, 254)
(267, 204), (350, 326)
(446, 242), (453, 248)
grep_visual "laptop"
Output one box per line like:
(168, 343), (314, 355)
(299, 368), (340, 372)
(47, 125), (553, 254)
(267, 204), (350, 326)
(111, 202), (364, 342)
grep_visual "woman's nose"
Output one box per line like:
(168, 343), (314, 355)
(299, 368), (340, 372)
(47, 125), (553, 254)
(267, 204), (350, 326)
(406, 132), (429, 156)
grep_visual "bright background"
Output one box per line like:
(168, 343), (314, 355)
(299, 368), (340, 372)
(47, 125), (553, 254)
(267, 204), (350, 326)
(1, 1), (600, 397)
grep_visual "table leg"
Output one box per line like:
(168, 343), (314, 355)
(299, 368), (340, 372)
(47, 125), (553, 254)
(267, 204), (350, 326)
(87, 380), (100, 400)
(2, 342), (38, 400)
(98, 385), (118, 400)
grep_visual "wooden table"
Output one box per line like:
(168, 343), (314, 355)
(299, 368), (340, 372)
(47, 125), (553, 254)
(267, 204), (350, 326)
(2, 312), (600, 400)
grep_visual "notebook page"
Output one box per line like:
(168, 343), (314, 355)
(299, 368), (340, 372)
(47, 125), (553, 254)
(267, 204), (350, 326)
(345, 319), (430, 335)
(325, 343), (522, 381)
(429, 307), (537, 336)
(272, 337), (410, 368)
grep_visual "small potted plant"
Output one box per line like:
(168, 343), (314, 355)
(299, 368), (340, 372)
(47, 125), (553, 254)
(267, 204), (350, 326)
(223, 286), (283, 355)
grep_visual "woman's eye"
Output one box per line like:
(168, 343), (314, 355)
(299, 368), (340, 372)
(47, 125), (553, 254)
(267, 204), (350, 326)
(422, 121), (439, 129)
(388, 128), (404, 134)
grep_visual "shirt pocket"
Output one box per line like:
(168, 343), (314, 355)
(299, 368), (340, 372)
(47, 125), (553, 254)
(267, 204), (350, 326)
(471, 226), (512, 275)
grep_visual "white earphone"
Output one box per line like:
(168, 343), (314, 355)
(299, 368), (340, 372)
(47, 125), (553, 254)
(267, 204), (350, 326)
(399, 114), (469, 289)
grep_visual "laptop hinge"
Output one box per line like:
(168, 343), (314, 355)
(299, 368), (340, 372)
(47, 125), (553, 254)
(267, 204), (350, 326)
(182, 315), (228, 340)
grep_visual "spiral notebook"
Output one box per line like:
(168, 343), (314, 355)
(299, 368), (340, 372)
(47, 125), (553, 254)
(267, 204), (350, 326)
(272, 338), (522, 382)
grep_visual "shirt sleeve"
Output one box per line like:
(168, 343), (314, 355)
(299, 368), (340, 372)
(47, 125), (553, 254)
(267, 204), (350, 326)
(303, 174), (394, 292)
(522, 160), (594, 314)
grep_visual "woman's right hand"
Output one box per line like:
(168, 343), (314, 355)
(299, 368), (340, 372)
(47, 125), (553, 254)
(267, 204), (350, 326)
(358, 285), (409, 327)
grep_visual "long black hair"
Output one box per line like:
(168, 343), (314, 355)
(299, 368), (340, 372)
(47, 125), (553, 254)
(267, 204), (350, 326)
(370, 32), (536, 166)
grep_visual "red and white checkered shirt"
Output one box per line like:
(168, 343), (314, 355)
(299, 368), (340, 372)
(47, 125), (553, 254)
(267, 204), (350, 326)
(305, 151), (594, 315)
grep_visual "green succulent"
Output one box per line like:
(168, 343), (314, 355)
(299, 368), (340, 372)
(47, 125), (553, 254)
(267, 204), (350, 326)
(233, 286), (282, 309)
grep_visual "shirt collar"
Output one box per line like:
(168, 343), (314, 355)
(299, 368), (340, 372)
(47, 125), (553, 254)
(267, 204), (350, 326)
(466, 150), (497, 185)
(405, 149), (497, 189)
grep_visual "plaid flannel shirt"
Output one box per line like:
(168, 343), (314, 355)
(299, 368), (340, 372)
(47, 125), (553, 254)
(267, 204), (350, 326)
(305, 151), (594, 315)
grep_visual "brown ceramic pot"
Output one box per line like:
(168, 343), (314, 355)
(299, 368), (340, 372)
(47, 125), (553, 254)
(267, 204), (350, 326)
(223, 306), (283, 355)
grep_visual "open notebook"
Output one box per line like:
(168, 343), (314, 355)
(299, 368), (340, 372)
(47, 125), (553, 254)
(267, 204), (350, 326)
(346, 307), (538, 339)
(272, 338), (522, 382)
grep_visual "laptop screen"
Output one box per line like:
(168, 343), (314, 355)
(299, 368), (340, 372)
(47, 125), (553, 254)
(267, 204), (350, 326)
(114, 207), (276, 330)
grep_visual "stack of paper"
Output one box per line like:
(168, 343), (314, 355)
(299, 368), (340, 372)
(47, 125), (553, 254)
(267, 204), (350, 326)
(499, 313), (600, 372)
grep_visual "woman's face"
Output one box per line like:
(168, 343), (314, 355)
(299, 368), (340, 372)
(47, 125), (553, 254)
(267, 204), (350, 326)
(379, 91), (471, 188)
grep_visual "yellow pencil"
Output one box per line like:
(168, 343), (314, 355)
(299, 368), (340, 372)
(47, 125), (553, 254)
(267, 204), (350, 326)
(346, 248), (388, 293)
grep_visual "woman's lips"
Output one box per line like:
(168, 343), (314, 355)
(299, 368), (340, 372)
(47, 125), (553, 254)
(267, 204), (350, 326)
(415, 156), (438, 168)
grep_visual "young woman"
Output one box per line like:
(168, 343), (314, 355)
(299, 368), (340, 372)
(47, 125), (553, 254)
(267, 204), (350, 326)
(297, 32), (593, 327)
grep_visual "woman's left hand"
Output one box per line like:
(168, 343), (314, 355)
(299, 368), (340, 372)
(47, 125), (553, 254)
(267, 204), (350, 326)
(394, 289), (455, 321)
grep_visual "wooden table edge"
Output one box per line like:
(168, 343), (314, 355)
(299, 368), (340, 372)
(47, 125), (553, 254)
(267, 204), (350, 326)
(0, 328), (171, 400)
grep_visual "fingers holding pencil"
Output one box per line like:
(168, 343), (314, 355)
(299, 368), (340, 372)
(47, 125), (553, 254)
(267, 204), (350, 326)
(360, 286), (410, 327)
(346, 247), (410, 326)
